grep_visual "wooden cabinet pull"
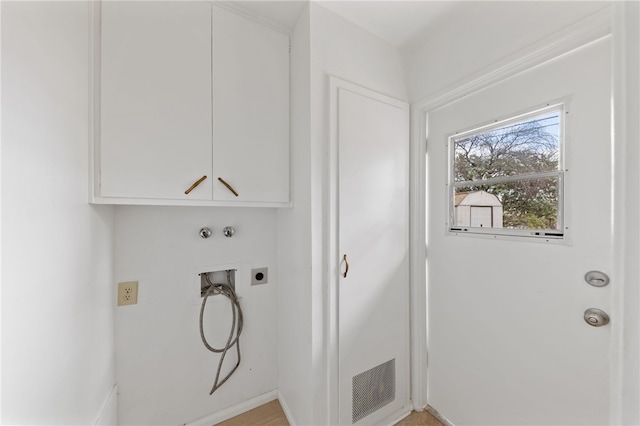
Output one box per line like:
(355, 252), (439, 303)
(218, 177), (239, 197)
(185, 175), (207, 194)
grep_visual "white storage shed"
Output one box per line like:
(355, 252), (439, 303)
(454, 190), (503, 228)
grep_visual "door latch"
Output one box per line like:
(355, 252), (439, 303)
(584, 270), (610, 287)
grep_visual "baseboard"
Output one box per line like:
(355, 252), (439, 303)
(185, 389), (279, 426)
(94, 384), (118, 426)
(381, 403), (413, 426)
(277, 391), (297, 426)
(426, 404), (454, 426)
(388, 410), (411, 425)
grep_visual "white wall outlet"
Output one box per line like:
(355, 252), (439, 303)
(251, 267), (268, 285)
(118, 281), (138, 306)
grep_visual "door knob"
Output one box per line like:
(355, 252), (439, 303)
(584, 308), (610, 327)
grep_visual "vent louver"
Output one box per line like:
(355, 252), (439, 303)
(351, 359), (395, 423)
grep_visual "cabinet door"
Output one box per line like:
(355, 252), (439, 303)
(100, 1), (212, 200)
(212, 7), (290, 203)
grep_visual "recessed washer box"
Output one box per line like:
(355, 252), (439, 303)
(194, 263), (241, 305)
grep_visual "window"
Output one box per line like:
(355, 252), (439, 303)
(449, 104), (564, 239)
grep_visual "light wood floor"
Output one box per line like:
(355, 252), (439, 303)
(216, 400), (443, 426)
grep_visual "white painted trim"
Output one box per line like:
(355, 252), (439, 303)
(185, 389), (279, 426)
(327, 75), (410, 425)
(409, 105), (428, 411)
(88, 0), (101, 204)
(90, 196), (293, 208)
(410, 4), (614, 422)
(0, 0), (4, 419)
(277, 391), (297, 426)
(379, 404), (412, 426)
(426, 404), (454, 426)
(381, 403), (413, 426)
(611, 2), (640, 425)
(212, 1), (292, 36)
(327, 75), (341, 426)
(94, 384), (118, 426)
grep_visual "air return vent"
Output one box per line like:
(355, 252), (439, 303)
(352, 359), (395, 423)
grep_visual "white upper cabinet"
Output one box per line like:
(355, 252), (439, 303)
(94, 2), (290, 206)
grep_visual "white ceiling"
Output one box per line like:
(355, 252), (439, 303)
(229, 1), (309, 31)
(234, 1), (611, 52)
(233, 0), (462, 50)
(317, 1), (462, 49)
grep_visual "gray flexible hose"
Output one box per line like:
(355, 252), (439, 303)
(199, 271), (243, 395)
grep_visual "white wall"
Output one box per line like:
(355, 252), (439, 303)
(277, 4), (408, 424)
(309, 6), (408, 423)
(311, 3), (408, 103)
(277, 6), (313, 425)
(1, 2), (116, 424)
(114, 206), (278, 425)
(404, 1), (610, 102)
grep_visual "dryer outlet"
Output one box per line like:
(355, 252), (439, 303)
(251, 267), (268, 285)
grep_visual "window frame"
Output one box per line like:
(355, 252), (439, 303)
(447, 102), (567, 241)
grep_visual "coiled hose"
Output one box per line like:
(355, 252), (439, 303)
(199, 271), (243, 395)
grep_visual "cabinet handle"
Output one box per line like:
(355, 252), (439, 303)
(185, 175), (207, 194)
(342, 254), (349, 278)
(218, 177), (239, 197)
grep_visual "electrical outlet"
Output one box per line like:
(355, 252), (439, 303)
(251, 267), (268, 285)
(118, 281), (138, 306)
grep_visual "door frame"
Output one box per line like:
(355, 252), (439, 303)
(409, 5), (639, 423)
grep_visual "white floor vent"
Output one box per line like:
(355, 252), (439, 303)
(351, 359), (395, 423)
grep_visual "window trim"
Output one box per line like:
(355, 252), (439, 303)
(447, 102), (566, 241)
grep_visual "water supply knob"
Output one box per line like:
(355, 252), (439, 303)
(583, 308), (610, 327)
(223, 226), (236, 238)
(199, 227), (213, 239)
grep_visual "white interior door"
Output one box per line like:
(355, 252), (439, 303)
(426, 38), (612, 425)
(331, 79), (410, 425)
